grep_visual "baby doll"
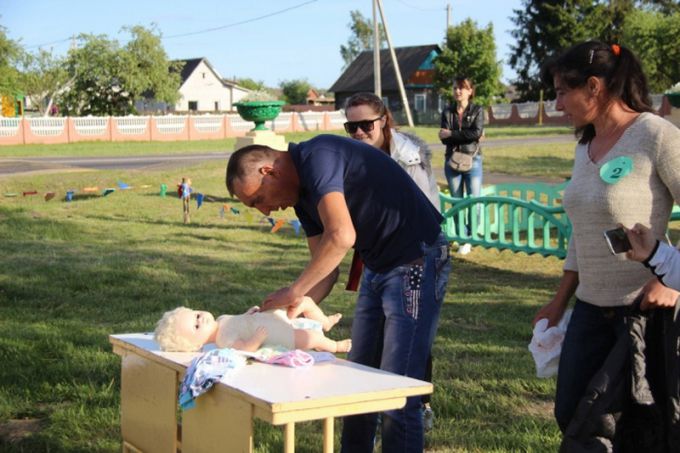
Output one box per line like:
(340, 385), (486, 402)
(154, 296), (351, 353)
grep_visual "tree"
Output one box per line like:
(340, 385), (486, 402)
(59, 26), (179, 116)
(0, 25), (22, 98)
(19, 49), (69, 115)
(121, 25), (181, 108)
(236, 78), (266, 91)
(433, 19), (503, 106)
(508, 0), (680, 101)
(59, 33), (131, 116)
(339, 10), (385, 69)
(280, 79), (311, 105)
(508, 0), (608, 101)
(622, 10), (680, 92)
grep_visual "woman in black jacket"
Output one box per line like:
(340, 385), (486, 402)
(439, 76), (484, 254)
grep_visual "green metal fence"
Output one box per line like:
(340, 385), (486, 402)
(440, 181), (680, 259)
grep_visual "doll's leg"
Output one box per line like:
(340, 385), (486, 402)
(293, 330), (351, 353)
(296, 298), (343, 332)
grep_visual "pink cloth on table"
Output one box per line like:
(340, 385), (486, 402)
(264, 349), (314, 368)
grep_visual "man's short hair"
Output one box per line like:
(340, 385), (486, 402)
(225, 145), (277, 196)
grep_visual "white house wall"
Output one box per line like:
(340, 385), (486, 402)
(176, 60), (244, 112)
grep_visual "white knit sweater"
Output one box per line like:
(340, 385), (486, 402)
(563, 112), (680, 307)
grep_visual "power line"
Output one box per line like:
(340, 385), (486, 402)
(164, 0), (318, 39)
(25, 37), (71, 50)
(24, 0), (319, 50)
(394, 0), (446, 12)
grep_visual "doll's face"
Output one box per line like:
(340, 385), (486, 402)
(174, 309), (216, 348)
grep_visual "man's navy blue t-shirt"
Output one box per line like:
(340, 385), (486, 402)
(288, 134), (443, 273)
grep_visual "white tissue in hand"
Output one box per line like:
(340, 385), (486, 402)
(528, 309), (572, 378)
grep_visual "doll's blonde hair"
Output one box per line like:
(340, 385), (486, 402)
(154, 306), (202, 352)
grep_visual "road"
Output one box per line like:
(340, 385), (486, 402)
(0, 135), (575, 181)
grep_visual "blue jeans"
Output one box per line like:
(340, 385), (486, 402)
(341, 233), (451, 453)
(445, 154), (483, 236)
(554, 299), (629, 432)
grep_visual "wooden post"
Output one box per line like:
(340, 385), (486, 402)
(376, 0), (413, 127)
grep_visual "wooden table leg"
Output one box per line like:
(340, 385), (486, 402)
(283, 422), (295, 453)
(323, 417), (334, 453)
(120, 354), (178, 453)
(182, 385), (254, 453)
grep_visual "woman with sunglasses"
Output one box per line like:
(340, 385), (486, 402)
(439, 77), (484, 255)
(343, 92), (449, 433)
(344, 92), (440, 209)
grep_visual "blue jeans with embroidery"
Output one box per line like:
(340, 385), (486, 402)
(445, 154), (483, 237)
(340, 233), (451, 453)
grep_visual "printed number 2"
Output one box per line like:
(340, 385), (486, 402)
(610, 167), (623, 178)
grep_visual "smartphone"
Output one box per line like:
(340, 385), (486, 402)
(604, 227), (632, 254)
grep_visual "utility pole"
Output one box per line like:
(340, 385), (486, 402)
(446, 3), (451, 30)
(375, 0), (413, 127)
(373, 0), (381, 97)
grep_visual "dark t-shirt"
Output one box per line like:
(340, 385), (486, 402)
(289, 134), (443, 273)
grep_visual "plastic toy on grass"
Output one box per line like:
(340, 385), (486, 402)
(180, 177), (192, 224)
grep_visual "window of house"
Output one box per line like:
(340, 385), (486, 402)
(214, 101), (219, 112)
(414, 94), (426, 112)
(188, 101), (198, 111)
(202, 72), (206, 79)
(438, 95), (447, 112)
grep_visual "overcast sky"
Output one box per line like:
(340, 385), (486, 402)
(2, 0), (524, 89)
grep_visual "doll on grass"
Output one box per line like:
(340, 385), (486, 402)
(154, 296), (351, 353)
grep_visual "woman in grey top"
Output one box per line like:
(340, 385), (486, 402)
(533, 41), (680, 437)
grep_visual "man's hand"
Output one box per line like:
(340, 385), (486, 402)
(641, 277), (679, 310)
(261, 286), (304, 313)
(624, 223), (657, 262)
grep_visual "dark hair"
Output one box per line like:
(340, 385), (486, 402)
(540, 40), (653, 143)
(344, 92), (395, 154)
(225, 144), (276, 196)
(453, 76), (475, 99)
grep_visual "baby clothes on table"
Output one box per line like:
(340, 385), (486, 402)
(178, 348), (246, 410)
(179, 347), (323, 409)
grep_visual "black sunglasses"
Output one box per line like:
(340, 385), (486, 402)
(343, 116), (383, 134)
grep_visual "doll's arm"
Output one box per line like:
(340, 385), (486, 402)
(245, 306), (261, 315)
(231, 326), (267, 352)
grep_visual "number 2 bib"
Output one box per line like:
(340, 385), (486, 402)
(600, 156), (633, 184)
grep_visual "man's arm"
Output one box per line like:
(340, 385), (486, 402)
(304, 234), (340, 304)
(262, 191), (355, 309)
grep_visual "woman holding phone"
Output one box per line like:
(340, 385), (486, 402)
(533, 41), (680, 441)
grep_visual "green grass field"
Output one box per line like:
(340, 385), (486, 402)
(0, 126), (581, 452)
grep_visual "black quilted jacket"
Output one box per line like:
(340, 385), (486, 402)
(560, 301), (680, 453)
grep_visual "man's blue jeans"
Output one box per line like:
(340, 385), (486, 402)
(445, 154), (483, 236)
(341, 233), (451, 453)
(554, 299), (629, 432)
